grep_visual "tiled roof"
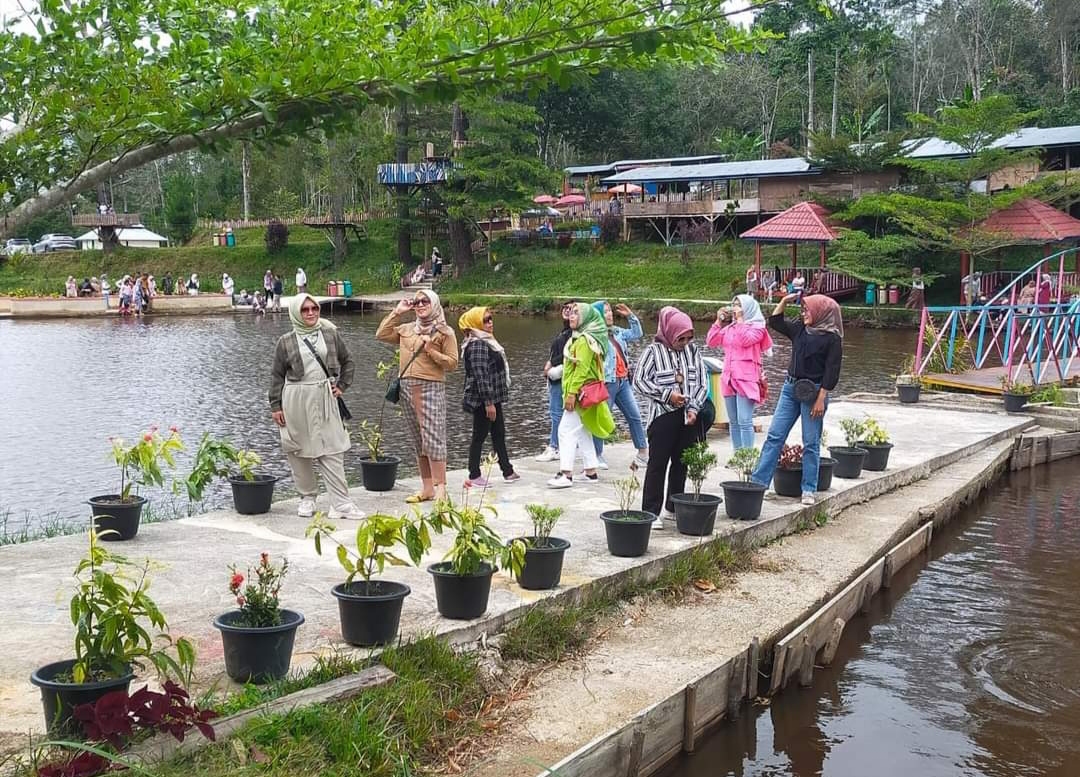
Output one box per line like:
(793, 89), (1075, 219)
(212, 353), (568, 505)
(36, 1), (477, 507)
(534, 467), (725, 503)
(739, 201), (839, 242)
(979, 198), (1080, 242)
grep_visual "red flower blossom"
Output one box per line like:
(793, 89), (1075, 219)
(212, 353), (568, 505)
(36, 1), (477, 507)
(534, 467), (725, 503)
(229, 572), (244, 591)
(236, 595), (245, 606)
(169, 425), (179, 433)
(143, 433), (153, 442)
(260, 552), (270, 566)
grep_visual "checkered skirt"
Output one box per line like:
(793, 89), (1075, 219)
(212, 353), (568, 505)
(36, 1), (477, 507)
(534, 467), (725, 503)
(400, 377), (447, 460)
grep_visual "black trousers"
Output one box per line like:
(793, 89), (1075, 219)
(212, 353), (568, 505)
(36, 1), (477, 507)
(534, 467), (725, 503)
(642, 408), (709, 516)
(468, 404), (513, 478)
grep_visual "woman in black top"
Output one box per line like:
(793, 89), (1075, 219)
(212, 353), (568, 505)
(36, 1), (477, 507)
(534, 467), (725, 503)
(750, 293), (843, 505)
(536, 300), (576, 462)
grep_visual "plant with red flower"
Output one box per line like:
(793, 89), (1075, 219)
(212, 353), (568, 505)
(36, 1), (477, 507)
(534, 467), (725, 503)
(108, 426), (184, 502)
(228, 554), (289, 627)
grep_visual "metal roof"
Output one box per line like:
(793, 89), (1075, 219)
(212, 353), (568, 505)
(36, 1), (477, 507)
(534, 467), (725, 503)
(565, 164), (615, 176)
(565, 154), (726, 176)
(905, 125), (1080, 159)
(603, 157), (816, 183)
(740, 202), (839, 243)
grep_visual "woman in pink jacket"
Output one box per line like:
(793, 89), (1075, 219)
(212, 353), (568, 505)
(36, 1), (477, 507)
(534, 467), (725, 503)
(706, 294), (773, 450)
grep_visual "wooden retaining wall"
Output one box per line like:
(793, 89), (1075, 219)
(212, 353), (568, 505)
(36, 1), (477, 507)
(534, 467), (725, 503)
(1010, 431), (1080, 470)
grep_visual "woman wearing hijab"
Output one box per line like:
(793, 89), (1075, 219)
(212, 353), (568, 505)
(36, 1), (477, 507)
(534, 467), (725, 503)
(750, 293), (843, 506)
(269, 293), (362, 520)
(187, 273), (200, 295)
(222, 272), (235, 301)
(459, 307), (519, 488)
(591, 300), (648, 469)
(706, 294), (774, 450)
(377, 289), (459, 502)
(536, 300), (576, 463)
(548, 303), (615, 489)
(633, 306), (712, 525)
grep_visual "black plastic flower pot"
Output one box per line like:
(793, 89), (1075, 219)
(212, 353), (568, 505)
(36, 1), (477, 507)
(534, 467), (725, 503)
(212, 609), (304, 684)
(30, 659), (134, 737)
(1003, 392), (1029, 413)
(229, 474), (277, 515)
(332, 581), (410, 647)
(670, 494), (722, 536)
(88, 495), (147, 541)
(772, 466), (803, 498)
(515, 537), (570, 590)
(829, 446), (868, 479)
(817, 457), (836, 492)
(897, 383), (921, 404)
(720, 481), (767, 521)
(359, 455), (400, 492)
(859, 443), (894, 472)
(428, 562), (494, 620)
(599, 510), (654, 557)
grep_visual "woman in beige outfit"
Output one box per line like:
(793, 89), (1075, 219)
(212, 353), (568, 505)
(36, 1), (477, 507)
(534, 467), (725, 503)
(376, 289), (459, 502)
(269, 293), (363, 520)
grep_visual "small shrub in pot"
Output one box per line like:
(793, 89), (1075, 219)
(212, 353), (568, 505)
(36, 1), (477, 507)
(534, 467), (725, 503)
(515, 504), (569, 590)
(829, 418), (869, 479)
(1001, 376), (1033, 413)
(721, 447), (766, 520)
(600, 475), (655, 557)
(90, 426), (184, 540)
(670, 441), (722, 536)
(858, 417), (893, 471)
(182, 433), (276, 514)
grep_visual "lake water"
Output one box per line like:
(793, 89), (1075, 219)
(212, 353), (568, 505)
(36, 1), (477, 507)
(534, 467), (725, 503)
(0, 311), (912, 530)
(663, 459), (1080, 777)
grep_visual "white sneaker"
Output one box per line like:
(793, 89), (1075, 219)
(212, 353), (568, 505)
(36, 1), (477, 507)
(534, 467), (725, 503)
(297, 497), (316, 518)
(801, 494), (816, 506)
(535, 446), (559, 462)
(651, 513), (664, 530)
(547, 473), (573, 489)
(596, 457), (610, 470)
(329, 502), (366, 520)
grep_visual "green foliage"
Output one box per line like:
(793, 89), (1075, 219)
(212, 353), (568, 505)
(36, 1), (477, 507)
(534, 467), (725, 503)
(265, 220), (289, 253)
(1001, 376), (1034, 395)
(838, 418), (867, 448)
(70, 530), (195, 684)
(307, 508), (449, 584)
(500, 606), (594, 663)
(524, 504), (564, 548)
(680, 441), (718, 497)
(228, 553), (288, 628)
(164, 177), (196, 245)
(726, 447), (760, 482)
(809, 129), (906, 173)
(181, 433), (261, 502)
(612, 474), (641, 515)
(1030, 384), (1067, 406)
(860, 418), (889, 445)
(108, 426), (184, 502)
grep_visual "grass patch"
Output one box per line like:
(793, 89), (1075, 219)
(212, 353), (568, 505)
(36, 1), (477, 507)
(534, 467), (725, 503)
(794, 510), (830, 534)
(207, 652), (368, 717)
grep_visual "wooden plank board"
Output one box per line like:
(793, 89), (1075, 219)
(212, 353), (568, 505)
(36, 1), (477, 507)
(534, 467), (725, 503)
(883, 523), (932, 587)
(924, 361), (1080, 395)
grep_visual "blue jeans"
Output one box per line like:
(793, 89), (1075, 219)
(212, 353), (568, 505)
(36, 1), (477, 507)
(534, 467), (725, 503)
(723, 393), (756, 449)
(751, 380), (826, 495)
(594, 377), (648, 455)
(548, 379), (563, 449)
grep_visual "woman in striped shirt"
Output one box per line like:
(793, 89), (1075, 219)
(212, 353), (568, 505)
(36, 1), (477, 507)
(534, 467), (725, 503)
(633, 306), (712, 526)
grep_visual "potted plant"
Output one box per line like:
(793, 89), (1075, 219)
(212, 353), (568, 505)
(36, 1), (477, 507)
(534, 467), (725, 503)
(427, 465), (525, 619)
(720, 448), (766, 520)
(30, 530), (196, 736)
(670, 441), (722, 536)
(212, 553), (303, 683)
(773, 444), (837, 496)
(514, 504), (570, 590)
(1001, 376), (1033, 413)
(358, 360), (404, 492)
(306, 508), (447, 646)
(182, 433), (277, 514)
(829, 419), (869, 479)
(90, 426), (184, 540)
(895, 373), (922, 404)
(858, 417), (893, 471)
(599, 475), (655, 557)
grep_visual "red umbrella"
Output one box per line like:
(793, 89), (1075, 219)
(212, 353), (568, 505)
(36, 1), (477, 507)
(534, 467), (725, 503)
(533, 194), (558, 204)
(555, 194), (587, 207)
(607, 183), (641, 195)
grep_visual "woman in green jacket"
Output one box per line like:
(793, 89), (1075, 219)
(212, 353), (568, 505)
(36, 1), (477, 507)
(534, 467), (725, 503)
(548, 303), (616, 488)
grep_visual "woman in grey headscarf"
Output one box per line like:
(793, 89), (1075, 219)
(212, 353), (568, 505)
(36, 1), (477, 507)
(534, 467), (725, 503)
(269, 293), (362, 520)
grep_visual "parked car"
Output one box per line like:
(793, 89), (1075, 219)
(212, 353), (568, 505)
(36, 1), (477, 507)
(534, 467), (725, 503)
(32, 234), (78, 253)
(3, 238), (32, 257)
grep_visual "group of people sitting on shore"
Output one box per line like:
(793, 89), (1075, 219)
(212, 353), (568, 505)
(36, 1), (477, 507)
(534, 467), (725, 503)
(268, 285), (845, 526)
(399, 247), (445, 289)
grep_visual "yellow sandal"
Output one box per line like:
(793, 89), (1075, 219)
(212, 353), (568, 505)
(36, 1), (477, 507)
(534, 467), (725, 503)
(405, 493), (434, 504)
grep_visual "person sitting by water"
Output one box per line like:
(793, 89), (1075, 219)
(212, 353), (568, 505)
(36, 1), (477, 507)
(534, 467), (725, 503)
(750, 294), (843, 506)
(410, 264), (426, 285)
(186, 273), (200, 295)
(253, 291), (267, 314)
(78, 277), (94, 297)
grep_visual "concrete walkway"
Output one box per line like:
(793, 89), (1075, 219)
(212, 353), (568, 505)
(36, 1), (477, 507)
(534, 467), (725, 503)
(0, 400), (1031, 741)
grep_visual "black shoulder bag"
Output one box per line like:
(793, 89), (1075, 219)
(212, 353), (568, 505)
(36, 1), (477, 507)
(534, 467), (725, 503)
(300, 335), (353, 421)
(385, 346), (424, 404)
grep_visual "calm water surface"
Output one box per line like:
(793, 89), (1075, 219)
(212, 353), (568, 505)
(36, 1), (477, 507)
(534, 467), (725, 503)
(0, 312), (910, 529)
(665, 460), (1080, 777)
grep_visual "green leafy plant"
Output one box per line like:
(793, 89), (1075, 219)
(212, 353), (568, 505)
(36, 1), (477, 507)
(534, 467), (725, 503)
(726, 448), (760, 482)
(1030, 384), (1067, 406)
(70, 530), (196, 684)
(1001, 376), (1034, 395)
(228, 553), (289, 628)
(838, 418), (867, 448)
(306, 508), (449, 585)
(524, 504), (564, 548)
(359, 359), (398, 461)
(612, 474), (641, 516)
(108, 426), (184, 502)
(680, 441), (718, 498)
(181, 433), (262, 501)
(860, 418), (890, 445)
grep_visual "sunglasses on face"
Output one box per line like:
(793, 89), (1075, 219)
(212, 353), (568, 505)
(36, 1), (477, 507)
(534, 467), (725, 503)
(483, 316), (493, 323)
(414, 299), (431, 307)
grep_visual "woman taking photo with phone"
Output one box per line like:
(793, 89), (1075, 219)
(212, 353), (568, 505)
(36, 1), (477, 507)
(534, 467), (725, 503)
(706, 294), (773, 450)
(377, 290), (459, 502)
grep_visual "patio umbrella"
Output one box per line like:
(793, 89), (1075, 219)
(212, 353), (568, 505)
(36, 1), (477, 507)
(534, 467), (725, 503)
(555, 194), (587, 207)
(607, 183), (642, 195)
(533, 194), (558, 204)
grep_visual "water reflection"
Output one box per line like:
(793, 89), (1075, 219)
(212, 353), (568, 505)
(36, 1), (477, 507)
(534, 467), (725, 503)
(0, 312), (911, 529)
(665, 460), (1080, 777)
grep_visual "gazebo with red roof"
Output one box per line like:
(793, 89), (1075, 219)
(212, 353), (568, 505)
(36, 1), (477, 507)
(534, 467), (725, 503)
(740, 201), (852, 297)
(962, 198), (1080, 303)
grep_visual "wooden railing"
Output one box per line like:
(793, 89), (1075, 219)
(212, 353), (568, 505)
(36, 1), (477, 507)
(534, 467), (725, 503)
(72, 213), (141, 227)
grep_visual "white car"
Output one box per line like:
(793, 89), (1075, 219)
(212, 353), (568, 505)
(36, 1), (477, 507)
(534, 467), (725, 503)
(3, 238), (32, 256)
(32, 234), (78, 253)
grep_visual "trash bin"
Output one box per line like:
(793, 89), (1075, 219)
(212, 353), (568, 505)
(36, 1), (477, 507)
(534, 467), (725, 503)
(865, 283), (876, 305)
(225, 232), (236, 247)
(888, 285), (900, 305)
(327, 281), (338, 296)
(878, 286), (888, 305)
(342, 280), (353, 296)
(702, 357), (728, 426)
